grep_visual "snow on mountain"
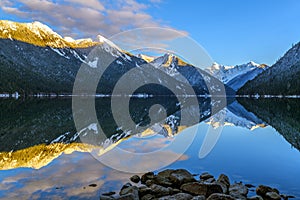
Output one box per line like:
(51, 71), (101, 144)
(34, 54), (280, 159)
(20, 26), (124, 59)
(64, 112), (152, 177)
(206, 62), (269, 90)
(0, 20), (98, 48)
(137, 54), (156, 63)
(206, 101), (267, 130)
(239, 42), (300, 95)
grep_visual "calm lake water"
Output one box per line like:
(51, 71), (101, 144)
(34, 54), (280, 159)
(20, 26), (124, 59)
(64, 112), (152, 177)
(0, 97), (299, 199)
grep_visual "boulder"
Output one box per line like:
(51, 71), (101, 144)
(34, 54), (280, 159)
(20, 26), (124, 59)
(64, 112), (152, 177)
(141, 172), (155, 184)
(191, 195), (206, 200)
(229, 183), (248, 199)
(116, 193), (139, 200)
(217, 174), (230, 193)
(150, 184), (171, 197)
(180, 182), (223, 197)
(169, 169), (196, 187)
(207, 193), (235, 200)
(158, 193), (193, 200)
(200, 172), (214, 181)
(141, 194), (155, 200)
(247, 195), (264, 200)
(130, 175), (141, 183)
(256, 185), (279, 197)
(265, 192), (281, 200)
(138, 186), (152, 197)
(119, 186), (139, 200)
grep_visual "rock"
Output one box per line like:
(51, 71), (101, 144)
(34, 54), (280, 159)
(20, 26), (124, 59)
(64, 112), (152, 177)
(247, 195), (264, 200)
(168, 187), (181, 195)
(141, 172), (155, 184)
(141, 194), (155, 200)
(102, 192), (116, 196)
(154, 174), (173, 187)
(121, 183), (133, 191)
(119, 186), (139, 199)
(207, 193), (235, 200)
(256, 185), (279, 197)
(116, 193), (138, 200)
(265, 192), (281, 200)
(180, 182), (207, 196)
(229, 183), (248, 200)
(100, 195), (115, 200)
(245, 184), (255, 188)
(191, 195), (206, 200)
(138, 186), (153, 197)
(180, 182), (223, 197)
(204, 177), (216, 184)
(217, 174), (230, 193)
(130, 175), (141, 183)
(158, 193), (193, 200)
(169, 169), (196, 187)
(281, 194), (296, 200)
(200, 172), (214, 181)
(145, 180), (154, 187)
(88, 183), (97, 187)
(150, 184), (171, 197)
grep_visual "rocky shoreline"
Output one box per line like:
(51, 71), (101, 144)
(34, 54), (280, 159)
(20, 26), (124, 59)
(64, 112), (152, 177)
(100, 169), (295, 200)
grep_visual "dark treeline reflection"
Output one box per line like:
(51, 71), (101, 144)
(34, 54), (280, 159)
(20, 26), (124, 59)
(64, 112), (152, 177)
(0, 96), (225, 152)
(239, 98), (300, 151)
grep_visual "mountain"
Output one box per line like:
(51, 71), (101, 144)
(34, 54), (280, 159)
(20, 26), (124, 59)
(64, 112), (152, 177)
(239, 98), (300, 151)
(206, 62), (269, 91)
(146, 53), (235, 95)
(0, 20), (98, 48)
(238, 42), (300, 95)
(206, 100), (267, 130)
(0, 20), (232, 97)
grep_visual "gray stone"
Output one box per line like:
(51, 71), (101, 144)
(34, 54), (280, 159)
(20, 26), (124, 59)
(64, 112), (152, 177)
(180, 182), (207, 196)
(138, 186), (152, 197)
(191, 195), (206, 200)
(154, 174), (173, 187)
(150, 184), (171, 197)
(265, 192), (281, 200)
(180, 182), (223, 197)
(130, 175), (141, 183)
(247, 195), (264, 200)
(145, 180), (154, 187)
(116, 193), (138, 200)
(169, 169), (196, 187)
(100, 195), (115, 200)
(141, 194), (155, 200)
(119, 186), (139, 200)
(158, 193), (193, 200)
(229, 183), (248, 199)
(207, 193), (235, 200)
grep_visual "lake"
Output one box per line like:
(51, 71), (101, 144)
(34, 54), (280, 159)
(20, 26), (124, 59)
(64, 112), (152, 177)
(0, 97), (299, 199)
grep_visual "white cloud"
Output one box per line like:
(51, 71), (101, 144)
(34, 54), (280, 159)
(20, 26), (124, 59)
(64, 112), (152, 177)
(0, 0), (188, 51)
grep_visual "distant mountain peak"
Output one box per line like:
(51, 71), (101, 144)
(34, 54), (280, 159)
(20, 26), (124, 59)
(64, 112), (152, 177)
(0, 20), (99, 48)
(206, 61), (269, 90)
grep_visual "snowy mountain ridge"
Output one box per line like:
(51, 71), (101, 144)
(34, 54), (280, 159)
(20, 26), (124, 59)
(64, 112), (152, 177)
(0, 20), (100, 48)
(206, 61), (269, 90)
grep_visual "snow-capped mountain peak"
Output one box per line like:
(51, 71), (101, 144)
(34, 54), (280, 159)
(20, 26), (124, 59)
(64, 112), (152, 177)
(206, 61), (269, 90)
(137, 54), (156, 63)
(0, 20), (99, 48)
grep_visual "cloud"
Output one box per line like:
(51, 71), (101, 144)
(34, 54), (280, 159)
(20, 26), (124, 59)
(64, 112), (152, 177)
(0, 0), (186, 43)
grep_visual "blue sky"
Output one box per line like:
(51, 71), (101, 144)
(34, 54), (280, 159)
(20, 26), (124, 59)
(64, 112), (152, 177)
(0, 0), (300, 65)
